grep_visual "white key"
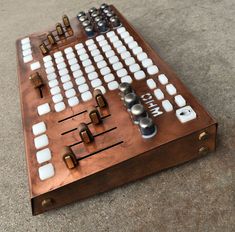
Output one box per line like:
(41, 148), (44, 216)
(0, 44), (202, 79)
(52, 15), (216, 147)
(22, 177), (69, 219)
(63, 81), (73, 91)
(78, 83), (89, 93)
(95, 86), (106, 94)
(117, 45), (127, 54)
(23, 49), (32, 57)
(61, 74), (70, 83)
(113, 40), (123, 48)
(91, 49), (100, 57)
(68, 58), (78, 66)
(70, 63), (80, 72)
(106, 31), (115, 38)
(97, 60), (107, 69)
(38, 163), (54, 181)
(166, 84), (177, 95)
(46, 66), (55, 75)
(113, 62), (123, 71)
(134, 70), (146, 80)
(85, 39), (94, 46)
(137, 52), (148, 61)
(66, 52), (75, 60)
(48, 79), (58, 88)
(54, 102), (66, 112)
(47, 72), (57, 81)
(81, 91), (92, 102)
(44, 60), (53, 68)
(88, 72), (98, 80)
(21, 37), (30, 45)
(32, 122), (46, 136)
(96, 35), (105, 41)
(94, 54), (104, 62)
(162, 100), (173, 112)
(102, 45), (111, 52)
(116, 68), (128, 78)
(100, 67), (111, 76)
(82, 59), (92, 67)
(142, 58), (153, 68)
(54, 51), (62, 58)
(105, 50), (115, 58)
(154, 89), (164, 100)
(75, 76), (86, 85)
(147, 79), (157, 89)
(65, 88), (76, 98)
(91, 78), (102, 88)
(59, 68), (68, 76)
(68, 96), (79, 107)
(88, 44), (97, 51)
(132, 46), (143, 55)
(175, 95), (186, 107)
(129, 63), (140, 73)
(50, 86), (61, 95)
(120, 31), (130, 39)
(85, 65), (95, 74)
(125, 57), (135, 66)
(43, 55), (52, 63)
(128, 41), (138, 49)
(75, 43), (84, 50)
(34, 134), (49, 150)
(52, 94), (63, 103)
(73, 70), (83, 78)
(23, 55), (33, 63)
(79, 53), (89, 61)
(109, 56), (119, 64)
(117, 27), (126, 34)
(55, 56), (64, 64)
(158, 74), (168, 85)
(57, 62), (66, 70)
(22, 43), (31, 50)
(124, 36), (134, 44)
(77, 48), (86, 55)
(176, 106), (196, 123)
(37, 103), (50, 116)
(121, 51), (131, 60)
(99, 39), (108, 47)
(121, 75), (133, 83)
(147, 65), (159, 75)
(36, 148), (51, 164)
(109, 35), (119, 43)
(31, 61), (41, 71)
(104, 73), (115, 83)
(108, 81), (119, 90)
(64, 47), (73, 54)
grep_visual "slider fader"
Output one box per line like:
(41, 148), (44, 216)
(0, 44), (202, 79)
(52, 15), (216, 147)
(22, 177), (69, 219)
(16, 3), (217, 215)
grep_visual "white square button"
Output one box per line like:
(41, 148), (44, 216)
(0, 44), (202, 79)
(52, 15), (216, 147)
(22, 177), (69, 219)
(32, 122), (46, 136)
(34, 134), (49, 149)
(37, 103), (50, 116)
(36, 148), (52, 164)
(38, 163), (55, 181)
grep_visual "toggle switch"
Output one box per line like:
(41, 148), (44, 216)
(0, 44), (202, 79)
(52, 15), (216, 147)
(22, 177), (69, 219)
(88, 106), (102, 125)
(62, 15), (71, 28)
(131, 104), (147, 124)
(39, 43), (49, 55)
(124, 92), (139, 110)
(63, 146), (78, 169)
(47, 33), (56, 45)
(119, 82), (133, 100)
(93, 89), (108, 108)
(56, 23), (64, 36)
(139, 117), (157, 139)
(78, 123), (94, 144)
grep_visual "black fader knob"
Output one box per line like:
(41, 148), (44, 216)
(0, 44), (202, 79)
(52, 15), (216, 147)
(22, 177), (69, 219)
(124, 92), (139, 110)
(110, 16), (121, 28)
(85, 25), (95, 37)
(119, 82), (133, 100)
(97, 20), (109, 33)
(139, 117), (157, 139)
(131, 104), (147, 124)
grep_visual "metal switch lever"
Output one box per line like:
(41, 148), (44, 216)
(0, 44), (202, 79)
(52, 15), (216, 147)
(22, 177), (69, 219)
(78, 123), (94, 144)
(93, 89), (108, 108)
(63, 146), (78, 169)
(88, 106), (102, 125)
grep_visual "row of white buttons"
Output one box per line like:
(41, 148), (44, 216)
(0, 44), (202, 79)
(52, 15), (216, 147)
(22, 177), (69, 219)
(117, 27), (159, 76)
(31, 121), (54, 180)
(21, 37), (33, 63)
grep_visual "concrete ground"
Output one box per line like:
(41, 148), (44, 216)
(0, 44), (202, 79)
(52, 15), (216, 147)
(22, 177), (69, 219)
(0, 0), (234, 231)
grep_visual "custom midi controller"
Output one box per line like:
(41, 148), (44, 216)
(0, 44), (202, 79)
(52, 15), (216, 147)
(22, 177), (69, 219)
(16, 4), (217, 215)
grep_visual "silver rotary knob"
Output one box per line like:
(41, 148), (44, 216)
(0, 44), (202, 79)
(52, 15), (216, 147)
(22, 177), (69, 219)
(119, 82), (133, 100)
(139, 117), (157, 138)
(124, 92), (139, 110)
(131, 104), (147, 124)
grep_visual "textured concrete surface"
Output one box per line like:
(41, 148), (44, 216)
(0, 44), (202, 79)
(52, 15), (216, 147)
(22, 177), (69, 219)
(0, 0), (234, 231)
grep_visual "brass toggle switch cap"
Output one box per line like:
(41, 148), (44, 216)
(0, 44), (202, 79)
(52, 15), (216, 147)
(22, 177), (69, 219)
(47, 32), (56, 45)
(29, 72), (44, 89)
(63, 146), (78, 169)
(78, 123), (94, 144)
(62, 15), (71, 28)
(56, 23), (64, 36)
(93, 89), (107, 108)
(88, 106), (102, 125)
(39, 43), (49, 55)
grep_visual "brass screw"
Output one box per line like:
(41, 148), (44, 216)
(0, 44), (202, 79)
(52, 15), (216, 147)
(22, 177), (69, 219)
(41, 198), (53, 208)
(199, 147), (209, 156)
(199, 132), (209, 141)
